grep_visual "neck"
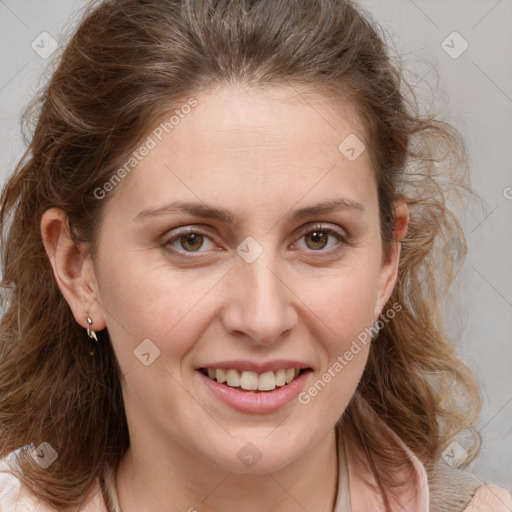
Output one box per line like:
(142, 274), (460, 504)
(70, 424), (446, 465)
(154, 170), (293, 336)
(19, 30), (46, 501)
(115, 427), (340, 512)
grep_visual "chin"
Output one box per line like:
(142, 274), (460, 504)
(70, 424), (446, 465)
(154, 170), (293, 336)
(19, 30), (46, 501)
(199, 430), (313, 474)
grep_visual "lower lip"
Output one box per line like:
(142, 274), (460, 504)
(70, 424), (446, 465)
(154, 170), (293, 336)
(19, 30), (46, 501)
(197, 370), (311, 414)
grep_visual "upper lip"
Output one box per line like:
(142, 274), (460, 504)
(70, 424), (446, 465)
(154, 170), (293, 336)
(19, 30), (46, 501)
(197, 360), (312, 373)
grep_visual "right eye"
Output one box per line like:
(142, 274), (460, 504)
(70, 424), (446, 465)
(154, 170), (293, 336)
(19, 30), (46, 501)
(161, 227), (220, 256)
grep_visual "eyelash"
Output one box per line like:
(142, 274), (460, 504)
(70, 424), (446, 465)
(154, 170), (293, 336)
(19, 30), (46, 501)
(161, 224), (348, 258)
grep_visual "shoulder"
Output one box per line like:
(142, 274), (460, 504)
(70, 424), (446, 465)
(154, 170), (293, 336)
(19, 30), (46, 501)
(0, 450), (107, 512)
(0, 453), (53, 511)
(428, 460), (512, 512)
(464, 482), (512, 512)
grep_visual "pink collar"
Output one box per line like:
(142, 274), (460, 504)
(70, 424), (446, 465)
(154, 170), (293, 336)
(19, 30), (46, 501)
(334, 416), (429, 512)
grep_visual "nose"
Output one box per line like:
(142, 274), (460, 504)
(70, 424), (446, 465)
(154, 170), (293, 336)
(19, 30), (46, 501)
(220, 251), (298, 346)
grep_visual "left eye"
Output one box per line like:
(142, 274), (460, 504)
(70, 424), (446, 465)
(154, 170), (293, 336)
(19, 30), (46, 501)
(294, 224), (346, 252)
(163, 224), (345, 256)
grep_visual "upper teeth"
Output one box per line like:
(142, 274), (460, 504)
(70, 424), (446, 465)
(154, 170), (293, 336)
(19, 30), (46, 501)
(206, 368), (301, 391)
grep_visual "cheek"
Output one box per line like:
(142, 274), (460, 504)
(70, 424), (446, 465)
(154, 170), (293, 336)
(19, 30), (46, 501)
(296, 273), (374, 421)
(293, 263), (379, 409)
(296, 261), (380, 343)
(96, 252), (221, 371)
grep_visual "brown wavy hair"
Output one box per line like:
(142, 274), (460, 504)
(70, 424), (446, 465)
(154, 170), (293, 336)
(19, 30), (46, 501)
(0, 0), (482, 509)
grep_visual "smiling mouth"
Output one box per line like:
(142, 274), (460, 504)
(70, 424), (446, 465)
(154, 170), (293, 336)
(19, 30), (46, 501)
(198, 367), (310, 392)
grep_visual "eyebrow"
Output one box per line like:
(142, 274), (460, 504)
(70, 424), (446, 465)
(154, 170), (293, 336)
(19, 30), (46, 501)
(133, 198), (365, 224)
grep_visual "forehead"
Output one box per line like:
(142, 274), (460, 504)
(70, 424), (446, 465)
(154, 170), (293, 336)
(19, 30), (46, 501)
(168, 83), (365, 163)
(101, 83), (375, 219)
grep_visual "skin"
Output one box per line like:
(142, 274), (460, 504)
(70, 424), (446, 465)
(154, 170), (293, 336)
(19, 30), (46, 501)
(41, 83), (408, 512)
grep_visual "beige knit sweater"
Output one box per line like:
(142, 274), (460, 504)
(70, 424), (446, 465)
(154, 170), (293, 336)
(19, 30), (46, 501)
(428, 461), (512, 512)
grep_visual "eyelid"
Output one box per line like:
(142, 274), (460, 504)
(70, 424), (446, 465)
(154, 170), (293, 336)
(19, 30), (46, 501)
(295, 223), (347, 240)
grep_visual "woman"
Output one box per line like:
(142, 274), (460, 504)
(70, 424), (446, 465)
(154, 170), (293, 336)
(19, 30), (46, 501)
(0, 0), (510, 510)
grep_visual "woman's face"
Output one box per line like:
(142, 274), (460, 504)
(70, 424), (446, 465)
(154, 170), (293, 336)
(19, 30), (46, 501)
(78, 84), (405, 472)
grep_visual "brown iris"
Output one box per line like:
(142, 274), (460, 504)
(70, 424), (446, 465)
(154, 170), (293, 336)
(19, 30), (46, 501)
(305, 230), (329, 250)
(179, 233), (204, 252)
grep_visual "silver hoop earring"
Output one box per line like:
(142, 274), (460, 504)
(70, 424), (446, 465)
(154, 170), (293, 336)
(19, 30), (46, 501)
(86, 316), (98, 342)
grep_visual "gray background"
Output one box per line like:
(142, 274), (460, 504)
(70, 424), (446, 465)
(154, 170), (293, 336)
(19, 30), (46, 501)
(1, 0), (511, 489)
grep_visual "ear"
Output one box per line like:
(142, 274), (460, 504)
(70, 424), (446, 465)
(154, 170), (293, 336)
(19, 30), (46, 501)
(373, 200), (409, 319)
(40, 208), (106, 332)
